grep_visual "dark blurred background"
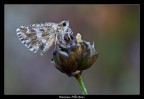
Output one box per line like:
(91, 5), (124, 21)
(4, 4), (140, 95)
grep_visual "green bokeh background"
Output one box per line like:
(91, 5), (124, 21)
(4, 4), (140, 95)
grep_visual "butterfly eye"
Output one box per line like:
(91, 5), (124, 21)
(62, 22), (67, 27)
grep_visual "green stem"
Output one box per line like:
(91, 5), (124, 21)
(75, 74), (88, 95)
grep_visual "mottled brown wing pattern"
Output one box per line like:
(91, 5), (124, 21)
(40, 34), (56, 55)
(16, 21), (73, 55)
(16, 23), (55, 53)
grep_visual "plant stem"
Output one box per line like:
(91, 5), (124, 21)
(75, 74), (88, 95)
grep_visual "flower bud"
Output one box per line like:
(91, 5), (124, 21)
(51, 33), (98, 76)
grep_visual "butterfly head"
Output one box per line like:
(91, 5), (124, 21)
(60, 21), (69, 27)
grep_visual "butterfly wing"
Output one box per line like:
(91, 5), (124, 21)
(16, 23), (56, 54)
(40, 34), (56, 55)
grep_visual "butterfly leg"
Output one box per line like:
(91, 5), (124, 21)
(54, 34), (58, 50)
(68, 33), (72, 41)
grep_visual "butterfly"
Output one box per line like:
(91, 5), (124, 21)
(16, 21), (73, 55)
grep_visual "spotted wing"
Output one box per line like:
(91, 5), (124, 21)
(16, 23), (56, 54)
